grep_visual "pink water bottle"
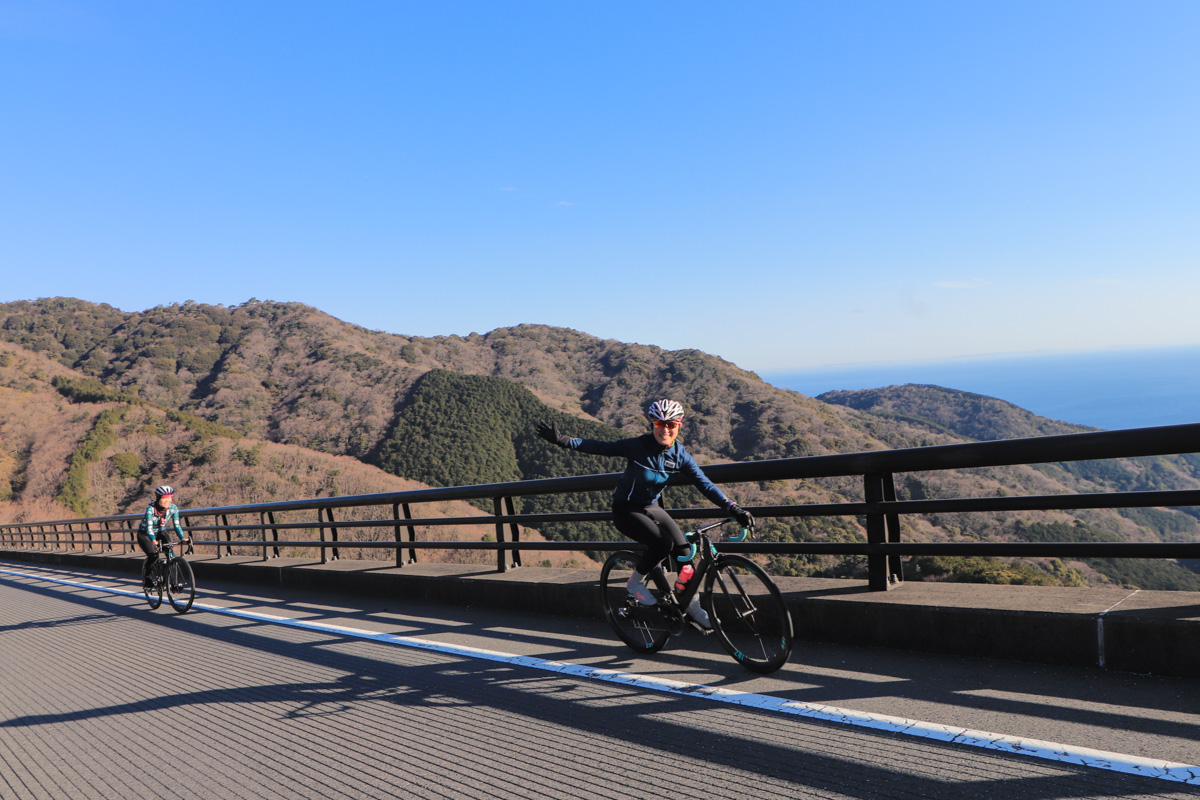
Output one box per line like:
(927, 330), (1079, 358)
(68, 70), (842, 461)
(674, 563), (694, 593)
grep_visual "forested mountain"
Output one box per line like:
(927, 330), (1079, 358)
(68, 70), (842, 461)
(0, 340), (591, 567)
(818, 384), (1095, 441)
(2, 297), (1198, 589)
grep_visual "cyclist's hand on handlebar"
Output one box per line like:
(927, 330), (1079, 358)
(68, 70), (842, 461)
(536, 421), (572, 448)
(727, 502), (754, 530)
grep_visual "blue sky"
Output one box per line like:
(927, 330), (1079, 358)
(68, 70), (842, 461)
(3, 1), (1198, 373)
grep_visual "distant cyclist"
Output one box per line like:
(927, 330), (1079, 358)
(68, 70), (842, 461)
(537, 399), (753, 629)
(137, 485), (190, 588)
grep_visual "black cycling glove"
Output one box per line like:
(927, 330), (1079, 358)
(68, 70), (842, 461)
(536, 421), (572, 448)
(727, 502), (754, 530)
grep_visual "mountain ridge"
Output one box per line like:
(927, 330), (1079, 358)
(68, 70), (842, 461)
(3, 296), (1198, 589)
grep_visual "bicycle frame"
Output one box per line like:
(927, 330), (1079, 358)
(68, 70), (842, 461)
(601, 517), (793, 672)
(646, 519), (736, 612)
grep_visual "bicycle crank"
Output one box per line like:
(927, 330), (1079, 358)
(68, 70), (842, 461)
(618, 600), (685, 636)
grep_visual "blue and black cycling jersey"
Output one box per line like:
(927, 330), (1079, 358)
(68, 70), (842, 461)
(567, 433), (730, 508)
(140, 503), (185, 542)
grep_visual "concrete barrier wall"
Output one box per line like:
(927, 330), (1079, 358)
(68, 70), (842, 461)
(3, 548), (1197, 679)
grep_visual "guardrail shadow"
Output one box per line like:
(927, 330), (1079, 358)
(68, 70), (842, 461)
(2, 568), (1196, 798)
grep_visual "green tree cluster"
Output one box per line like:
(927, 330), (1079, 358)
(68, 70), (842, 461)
(52, 375), (140, 404)
(57, 406), (128, 515)
(904, 555), (1051, 585)
(1015, 520), (1200, 590)
(166, 409), (243, 440)
(374, 370), (628, 543)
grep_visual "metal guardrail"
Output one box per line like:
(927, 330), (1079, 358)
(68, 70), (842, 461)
(3, 422), (1200, 590)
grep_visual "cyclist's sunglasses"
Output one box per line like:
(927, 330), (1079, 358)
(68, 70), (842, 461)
(652, 420), (682, 430)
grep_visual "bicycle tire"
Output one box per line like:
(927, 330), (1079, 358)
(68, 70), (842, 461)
(143, 563), (163, 610)
(600, 551), (670, 654)
(705, 554), (793, 673)
(166, 557), (195, 614)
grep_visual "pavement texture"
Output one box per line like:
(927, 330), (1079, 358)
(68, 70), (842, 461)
(4, 546), (1199, 678)
(1, 560), (1198, 799)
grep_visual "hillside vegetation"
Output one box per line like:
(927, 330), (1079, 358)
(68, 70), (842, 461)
(0, 341), (594, 568)
(2, 297), (1198, 589)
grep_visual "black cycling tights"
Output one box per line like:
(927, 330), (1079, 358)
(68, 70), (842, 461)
(612, 501), (691, 575)
(136, 532), (158, 583)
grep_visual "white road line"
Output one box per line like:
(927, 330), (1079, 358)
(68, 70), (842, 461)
(4, 565), (1197, 786)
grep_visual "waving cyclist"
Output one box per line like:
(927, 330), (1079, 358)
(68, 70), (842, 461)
(537, 399), (753, 629)
(137, 485), (190, 588)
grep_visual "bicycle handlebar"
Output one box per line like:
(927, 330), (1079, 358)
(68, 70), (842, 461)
(689, 517), (754, 542)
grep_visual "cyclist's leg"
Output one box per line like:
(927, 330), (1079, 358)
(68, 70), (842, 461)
(612, 503), (693, 605)
(641, 506), (710, 627)
(642, 504), (697, 581)
(136, 534), (157, 586)
(613, 503), (687, 571)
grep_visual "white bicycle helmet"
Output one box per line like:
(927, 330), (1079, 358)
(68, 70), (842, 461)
(154, 485), (175, 498)
(646, 399), (685, 422)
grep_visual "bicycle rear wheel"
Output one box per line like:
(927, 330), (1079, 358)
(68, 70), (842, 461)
(705, 555), (793, 673)
(600, 551), (670, 654)
(143, 563), (162, 610)
(166, 557), (195, 614)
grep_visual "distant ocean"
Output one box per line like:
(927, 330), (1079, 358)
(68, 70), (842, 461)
(763, 345), (1200, 432)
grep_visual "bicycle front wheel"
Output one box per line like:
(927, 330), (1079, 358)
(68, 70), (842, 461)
(166, 557), (195, 614)
(143, 564), (162, 610)
(705, 555), (793, 673)
(600, 551), (670, 654)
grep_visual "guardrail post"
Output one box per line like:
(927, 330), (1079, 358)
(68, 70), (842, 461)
(264, 511), (280, 559)
(865, 472), (903, 591)
(393, 503), (418, 567)
(257, 512), (267, 561)
(329, 507), (340, 561)
(318, 507), (339, 562)
(492, 497), (508, 573)
(221, 514), (233, 556)
(504, 496), (521, 568)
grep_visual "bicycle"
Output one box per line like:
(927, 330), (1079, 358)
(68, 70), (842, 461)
(600, 517), (794, 673)
(143, 539), (196, 614)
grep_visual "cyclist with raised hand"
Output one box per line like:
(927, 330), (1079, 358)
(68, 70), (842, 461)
(537, 399), (753, 629)
(137, 485), (190, 589)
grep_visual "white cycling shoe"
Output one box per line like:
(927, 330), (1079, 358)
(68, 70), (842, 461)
(626, 571), (658, 605)
(686, 595), (711, 629)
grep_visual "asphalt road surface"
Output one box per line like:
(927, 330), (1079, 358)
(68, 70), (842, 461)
(2, 562), (1197, 799)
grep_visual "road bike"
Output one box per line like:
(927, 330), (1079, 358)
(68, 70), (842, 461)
(600, 518), (793, 673)
(143, 539), (196, 614)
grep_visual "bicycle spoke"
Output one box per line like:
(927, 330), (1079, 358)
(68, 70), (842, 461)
(143, 562), (163, 609)
(706, 555), (793, 673)
(166, 557), (195, 614)
(601, 552), (670, 654)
